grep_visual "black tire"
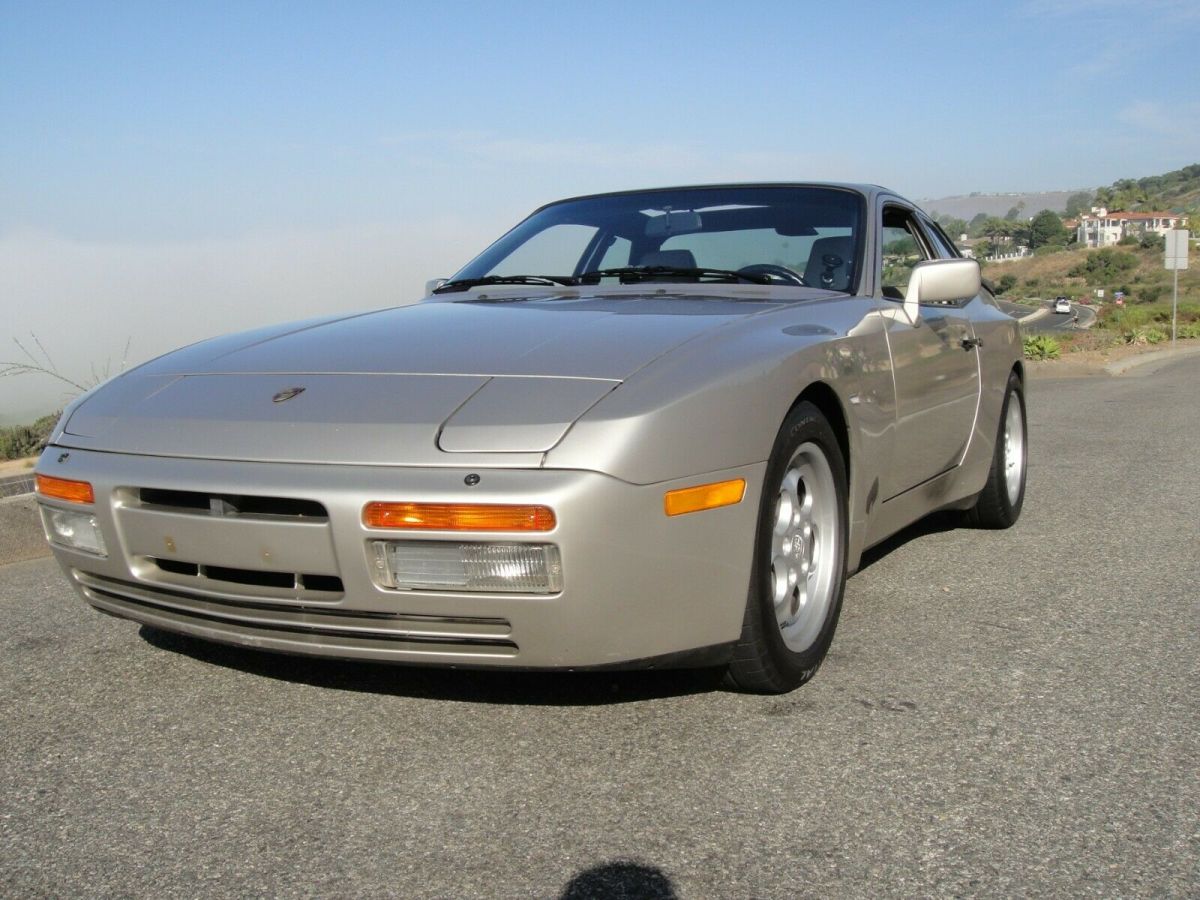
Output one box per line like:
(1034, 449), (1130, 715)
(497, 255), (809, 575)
(966, 371), (1027, 529)
(725, 402), (849, 694)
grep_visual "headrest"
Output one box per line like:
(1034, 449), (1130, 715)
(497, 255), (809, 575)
(803, 236), (855, 292)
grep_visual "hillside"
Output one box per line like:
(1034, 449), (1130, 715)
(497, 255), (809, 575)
(984, 243), (1199, 306)
(921, 163), (1200, 223)
(1094, 163), (1200, 213)
(920, 191), (1083, 222)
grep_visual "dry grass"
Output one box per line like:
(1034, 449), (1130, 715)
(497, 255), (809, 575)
(985, 244), (1199, 304)
(0, 457), (38, 478)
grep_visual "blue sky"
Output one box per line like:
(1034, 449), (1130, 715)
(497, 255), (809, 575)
(1, 0), (1198, 416)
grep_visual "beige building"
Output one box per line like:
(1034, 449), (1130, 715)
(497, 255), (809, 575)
(1076, 207), (1189, 248)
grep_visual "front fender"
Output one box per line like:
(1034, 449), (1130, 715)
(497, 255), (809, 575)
(545, 297), (893, 490)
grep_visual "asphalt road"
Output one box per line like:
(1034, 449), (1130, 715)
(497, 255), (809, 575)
(2, 358), (1198, 898)
(1024, 302), (1099, 334)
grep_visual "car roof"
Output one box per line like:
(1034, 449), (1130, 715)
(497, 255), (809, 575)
(532, 182), (902, 213)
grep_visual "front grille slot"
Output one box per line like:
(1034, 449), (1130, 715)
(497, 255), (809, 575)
(203, 564), (296, 590)
(155, 558), (200, 577)
(147, 558), (344, 595)
(135, 488), (328, 521)
(303, 574), (344, 593)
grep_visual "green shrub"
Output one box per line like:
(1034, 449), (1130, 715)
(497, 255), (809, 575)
(1124, 327), (1169, 345)
(1068, 248), (1139, 284)
(1098, 301), (1200, 332)
(1135, 284), (1165, 304)
(995, 273), (1017, 294)
(0, 413), (58, 460)
(1023, 335), (1061, 360)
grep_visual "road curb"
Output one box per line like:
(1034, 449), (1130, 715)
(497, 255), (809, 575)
(1020, 308), (1052, 326)
(1104, 345), (1200, 375)
(0, 473), (35, 499)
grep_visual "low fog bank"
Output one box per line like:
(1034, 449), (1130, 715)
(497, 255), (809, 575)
(0, 219), (498, 422)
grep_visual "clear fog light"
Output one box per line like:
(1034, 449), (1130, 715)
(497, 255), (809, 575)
(40, 506), (108, 556)
(371, 540), (562, 593)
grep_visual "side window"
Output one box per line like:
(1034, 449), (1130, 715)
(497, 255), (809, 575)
(879, 207), (931, 299)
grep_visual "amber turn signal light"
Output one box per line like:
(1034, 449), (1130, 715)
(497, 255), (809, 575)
(664, 478), (745, 517)
(35, 474), (95, 505)
(363, 502), (556, 532)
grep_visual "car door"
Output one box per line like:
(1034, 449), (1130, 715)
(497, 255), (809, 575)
(877, 203), (981, 499)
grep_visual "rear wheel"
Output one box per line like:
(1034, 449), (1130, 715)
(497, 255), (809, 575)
(966, 371), (1026, 529)
(725, 402), (848, 693)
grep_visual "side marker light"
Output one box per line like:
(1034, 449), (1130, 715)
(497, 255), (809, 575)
(664, 478), (746, 516)
(35, 474), (95, 505)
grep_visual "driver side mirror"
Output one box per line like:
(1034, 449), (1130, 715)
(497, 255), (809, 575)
(903, 259), (981, 323)
(425, 278), (447, 295)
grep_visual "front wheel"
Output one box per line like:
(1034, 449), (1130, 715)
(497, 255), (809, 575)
(725, 402), (848, 693)
(966, 371), (1027, 529)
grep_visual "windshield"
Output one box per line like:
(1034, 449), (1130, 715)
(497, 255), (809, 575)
(448, 186), (865, 292)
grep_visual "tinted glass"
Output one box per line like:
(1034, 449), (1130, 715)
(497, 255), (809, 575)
(452, 186), (865, 291)
(880, 207), (931, 298)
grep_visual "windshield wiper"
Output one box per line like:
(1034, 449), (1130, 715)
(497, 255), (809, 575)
(435, 267), (772, 294)
(576, 266), (771, 285)
(433, 274), (577, 294)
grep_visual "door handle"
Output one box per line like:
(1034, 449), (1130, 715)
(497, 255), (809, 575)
(961, 337), (982, 351)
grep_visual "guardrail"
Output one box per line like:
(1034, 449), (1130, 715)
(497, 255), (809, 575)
(0, 474), (35, 499)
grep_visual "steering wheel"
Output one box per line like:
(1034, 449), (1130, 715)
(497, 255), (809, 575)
(736, 263), (806, 286)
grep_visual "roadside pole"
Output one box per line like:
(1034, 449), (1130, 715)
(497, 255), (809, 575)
(1164, 230), (1189, 351)
(1173, 267), (1178, 351)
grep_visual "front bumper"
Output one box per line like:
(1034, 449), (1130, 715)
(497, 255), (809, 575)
(38, 447), (765, 669)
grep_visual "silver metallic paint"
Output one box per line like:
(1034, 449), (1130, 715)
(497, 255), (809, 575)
(39, 184), (1022, 669)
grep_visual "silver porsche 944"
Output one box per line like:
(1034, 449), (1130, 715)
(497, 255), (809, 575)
(36, 184), (1026, 692)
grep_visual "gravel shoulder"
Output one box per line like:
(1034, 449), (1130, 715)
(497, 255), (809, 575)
(0, 494), (48, 564)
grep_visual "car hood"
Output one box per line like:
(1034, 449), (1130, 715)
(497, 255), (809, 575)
(58, 291), (798, 465)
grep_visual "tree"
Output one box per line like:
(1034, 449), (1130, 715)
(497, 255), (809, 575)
(1028, 209), (1069, 249)
(1064, 191), (1093, 218)
(979, 217), (1008, 243)
(979, 217), (1014, 256)
(967, 212), (989, 237)
(1004, 201), (1026, 221)
(934, 213), (968, 238)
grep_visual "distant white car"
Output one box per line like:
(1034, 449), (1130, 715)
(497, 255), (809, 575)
(1054, 297), (1071, 314)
